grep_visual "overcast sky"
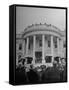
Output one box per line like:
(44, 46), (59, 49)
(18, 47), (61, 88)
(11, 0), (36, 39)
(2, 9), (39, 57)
(16, 6), (66, 34)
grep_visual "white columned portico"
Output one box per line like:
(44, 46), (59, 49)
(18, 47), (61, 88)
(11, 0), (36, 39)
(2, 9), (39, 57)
(51, 35), (54, 63)
(26, 37), (29, 56)
(42, 35), (45, 64)
(33, 35), (36, 64)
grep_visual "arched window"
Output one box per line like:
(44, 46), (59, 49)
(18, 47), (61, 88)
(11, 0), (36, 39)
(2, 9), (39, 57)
(29, 36), (33, 49)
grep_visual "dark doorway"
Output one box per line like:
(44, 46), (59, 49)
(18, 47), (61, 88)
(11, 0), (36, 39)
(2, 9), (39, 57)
(45, 56), (52, 63)
(35, 52), (42, 63)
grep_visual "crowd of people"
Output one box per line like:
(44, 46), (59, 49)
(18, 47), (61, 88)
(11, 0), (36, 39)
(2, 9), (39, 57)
(16, 58), (66, 84)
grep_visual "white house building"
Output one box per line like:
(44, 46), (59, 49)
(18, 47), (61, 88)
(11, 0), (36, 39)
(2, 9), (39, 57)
(16, 23), (66, 68)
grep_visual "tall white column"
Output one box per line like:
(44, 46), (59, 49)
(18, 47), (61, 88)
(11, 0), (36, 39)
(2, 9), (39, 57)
(61, 39), (63, 58)
(26, 37), (29, 56)
(57, 37), (60, 63)
(23, 39), (25, 56)
(51, 35), (54, 63)
(24, 39), (26, 55)
(33, 35), (36, 64)
(42, 35), (45, 64)
(16, 55), (18, 66)
(57, 38), (59, 56)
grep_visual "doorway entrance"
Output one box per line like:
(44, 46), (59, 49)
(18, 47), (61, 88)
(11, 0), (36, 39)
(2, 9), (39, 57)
(35, 51), (42, 63)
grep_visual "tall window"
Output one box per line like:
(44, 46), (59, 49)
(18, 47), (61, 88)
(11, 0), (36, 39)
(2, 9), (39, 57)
(47, 35), (51, 47)
(36, 35), (42, 47)
(39, 40), (42, 47)
(53, 37), (57, 48)
(48, 40), (51, 47)
(29, 36), (33, 49)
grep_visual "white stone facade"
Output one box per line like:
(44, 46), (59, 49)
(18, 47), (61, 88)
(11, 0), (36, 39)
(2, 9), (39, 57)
(16, 23), (66, 68)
